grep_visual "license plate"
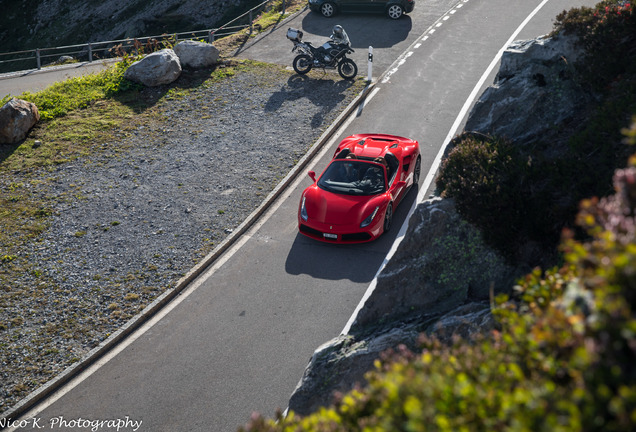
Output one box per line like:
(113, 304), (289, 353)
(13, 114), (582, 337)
(323, 233), (338, 239)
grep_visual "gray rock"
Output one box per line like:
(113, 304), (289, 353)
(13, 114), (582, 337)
(352, 198), (517, 331)
(465, 34), (593, 145)
(287, 301), (494, 416)
(174, 40), (220, 68)
(287, 324), (424, 416)
(427, 302), (495, 344)
(0, 98), (40, 144)
(123, 49), (182, 87)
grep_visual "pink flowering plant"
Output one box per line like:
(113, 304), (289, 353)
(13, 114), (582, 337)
(555, 0), (635, 91)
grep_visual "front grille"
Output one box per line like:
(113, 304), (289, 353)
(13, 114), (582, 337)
(299, 224), (326, 238)
(341, 232), (372, 242)
(300, 224), (372, 243)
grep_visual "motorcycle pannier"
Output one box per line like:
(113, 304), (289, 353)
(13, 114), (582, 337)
(286, 28), (303, 42)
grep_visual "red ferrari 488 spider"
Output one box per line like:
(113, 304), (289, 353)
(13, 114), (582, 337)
(298, 133), (421, 243)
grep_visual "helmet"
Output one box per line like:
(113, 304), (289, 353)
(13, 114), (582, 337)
(332, 25), (344, 37)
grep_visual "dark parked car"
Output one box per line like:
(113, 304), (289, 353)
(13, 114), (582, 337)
(308, 0), (415, 20)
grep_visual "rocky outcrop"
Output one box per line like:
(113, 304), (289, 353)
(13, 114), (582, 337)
(352, 198), (518, 330)
(174, 40), (220, 69)
(124, 49), (182, 87)
(287, 199), (515, 416)
(0, 98), (40, 144)
(465, 34), (592, 145)
(7, 0), (250, 52)
(288, 301), (495, 416)
(288, 321), (429, 416)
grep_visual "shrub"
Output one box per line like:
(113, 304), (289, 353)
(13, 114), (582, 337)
(554, 0), (636, 92)
(435, 133), (531, 258)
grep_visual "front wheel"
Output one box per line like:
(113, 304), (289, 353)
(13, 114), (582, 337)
(383, 203), (393, 233)
(338, 58), (357, 80)
(293, 55), (312, 75)
(387, 5), (404, 19)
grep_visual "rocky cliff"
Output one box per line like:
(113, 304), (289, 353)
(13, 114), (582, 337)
(287, 32), (588, 416)
(1, 0), (254, 54)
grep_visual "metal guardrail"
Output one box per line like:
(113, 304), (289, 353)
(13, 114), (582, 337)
(0, 0), (287, 73)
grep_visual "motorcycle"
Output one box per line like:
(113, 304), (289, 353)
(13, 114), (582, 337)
(286, 27), (358, 80)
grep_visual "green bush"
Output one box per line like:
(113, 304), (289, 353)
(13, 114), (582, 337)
(554, 0), (636, 92)
(435, 133), (532, 259)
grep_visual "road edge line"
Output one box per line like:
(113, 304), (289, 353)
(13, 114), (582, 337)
(0, 78), (376, 425)
(340, 0), (553, 335)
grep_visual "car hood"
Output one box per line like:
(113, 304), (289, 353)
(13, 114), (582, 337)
(304, 186), (384, 225)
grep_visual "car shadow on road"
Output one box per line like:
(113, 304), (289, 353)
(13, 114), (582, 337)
(284, 184), (419, 283)
(264, 73), (353, 128)
(300, 13), (413, 49)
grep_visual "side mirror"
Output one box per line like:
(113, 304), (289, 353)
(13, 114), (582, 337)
(308, 171), (316, 182)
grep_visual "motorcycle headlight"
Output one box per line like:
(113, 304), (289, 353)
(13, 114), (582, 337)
(360, 206), (379, 228)
(300, 196), (309, 221)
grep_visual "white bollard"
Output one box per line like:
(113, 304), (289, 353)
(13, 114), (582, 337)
(367, 46), (373, 82)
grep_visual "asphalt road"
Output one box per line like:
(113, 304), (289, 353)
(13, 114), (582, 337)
(0, 60), (117, 100)
(7, 0), (598, 431)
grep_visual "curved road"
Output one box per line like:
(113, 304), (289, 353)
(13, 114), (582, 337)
(7, 0), (597, 431)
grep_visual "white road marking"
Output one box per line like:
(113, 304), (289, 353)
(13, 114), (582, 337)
(341, 0), (554, 335)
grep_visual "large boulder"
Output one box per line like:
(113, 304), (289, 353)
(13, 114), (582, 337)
(0, 98), (40, 144)
(288, 322), (427, 416)
(351, 198), (518, 331)
(465, 34), (593, 145)
(288, 301), (494, 416)
(124, 49), (182, 87)
(174, 40), (220, 68)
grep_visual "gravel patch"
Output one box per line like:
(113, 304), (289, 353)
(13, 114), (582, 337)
(0, 62), (363, 413)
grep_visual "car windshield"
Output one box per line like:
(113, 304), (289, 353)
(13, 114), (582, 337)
(317, 160), (386, 196)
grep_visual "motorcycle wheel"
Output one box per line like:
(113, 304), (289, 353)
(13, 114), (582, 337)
(292, 55), (312, 75)
(338, 58), (357, 80)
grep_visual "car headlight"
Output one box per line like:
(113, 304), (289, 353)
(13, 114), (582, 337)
(360, 206), (379, 228)
(300, 196), (308, 221)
